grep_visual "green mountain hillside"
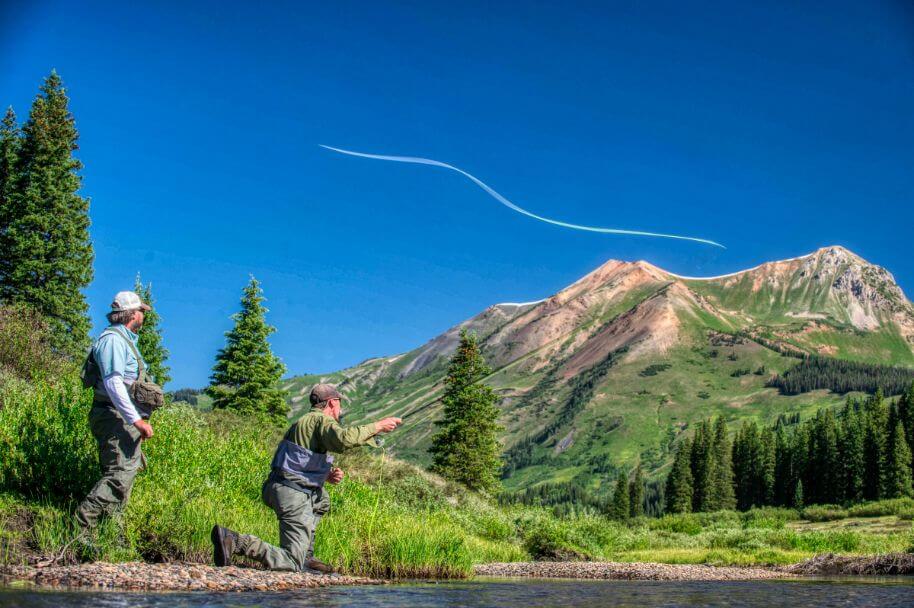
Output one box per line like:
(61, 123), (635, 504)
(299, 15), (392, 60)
(282, 246), (914, 494)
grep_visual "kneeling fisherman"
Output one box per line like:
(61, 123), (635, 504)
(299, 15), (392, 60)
(211, 383), (401, 572)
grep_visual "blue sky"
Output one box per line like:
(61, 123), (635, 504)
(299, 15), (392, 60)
(2, 1), (913, 388)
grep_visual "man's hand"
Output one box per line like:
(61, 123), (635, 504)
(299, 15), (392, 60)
(327, 467), (344, 485)
(134, 420), (154, 439)
(374, 417), (402, 434)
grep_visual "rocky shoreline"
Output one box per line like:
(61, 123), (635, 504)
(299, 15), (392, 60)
(474, 561), (792, 581)
(4, 554), (912, 591)
(0, 562), (383, 592)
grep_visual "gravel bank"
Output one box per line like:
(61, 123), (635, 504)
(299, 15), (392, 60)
(0, 562), (383, 591)
(474, 561), (793, 581)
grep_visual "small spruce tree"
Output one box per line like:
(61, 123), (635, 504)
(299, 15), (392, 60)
(883, 420), (913, 499)
(709, 417), (736, 511)
(429, 329), (503, 493)
(665, 439), (694, 514)
(0, 72), (93, 358)
(134, 274), (171, 386)
(628, 464), (644, 518)
(611, 472), (630, 520)
(207, 276), (288, 419)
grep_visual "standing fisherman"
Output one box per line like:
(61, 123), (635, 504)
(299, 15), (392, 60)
(211, 383), (401, 572)
(75, 291), (158, 530)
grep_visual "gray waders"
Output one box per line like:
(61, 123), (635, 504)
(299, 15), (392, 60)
(234, 481), (331, 571)
(75, 402), (145, 529)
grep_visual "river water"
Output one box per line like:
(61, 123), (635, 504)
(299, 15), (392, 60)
(2, 578), (913, 607)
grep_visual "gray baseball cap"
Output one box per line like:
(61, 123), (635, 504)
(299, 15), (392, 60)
(309, 383), (343, 406)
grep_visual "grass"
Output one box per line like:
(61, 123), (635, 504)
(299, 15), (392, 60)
(1, 375), (912, 578)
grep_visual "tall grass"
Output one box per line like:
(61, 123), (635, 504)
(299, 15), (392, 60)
(1, 373), (911, 576)
(0, 377), (525, 576)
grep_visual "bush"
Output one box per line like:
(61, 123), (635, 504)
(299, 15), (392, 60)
(0, 378), (97, 499)
(847, 499), (914, 518)
(0, 305), (71, 385)
(742, 507), (800, 530)
(801, 505), (848, 522)
(649, 514), (703, 535)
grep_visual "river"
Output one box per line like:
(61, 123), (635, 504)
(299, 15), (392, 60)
(2, 578), (913, 607)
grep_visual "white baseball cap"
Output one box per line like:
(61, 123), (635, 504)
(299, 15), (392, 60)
(111, 291), (151, 312)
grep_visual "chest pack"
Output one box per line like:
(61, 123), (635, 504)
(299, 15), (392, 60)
(269, 439), (334, 492)
(82, 326), (165, 418)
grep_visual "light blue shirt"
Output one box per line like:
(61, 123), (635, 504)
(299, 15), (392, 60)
(94, 324), (145, 381)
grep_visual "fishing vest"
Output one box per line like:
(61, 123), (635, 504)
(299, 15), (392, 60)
(268, 439), (334, 493)
(91, 326), (149, 401)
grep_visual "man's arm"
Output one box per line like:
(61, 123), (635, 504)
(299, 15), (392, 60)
(319, 416), (402, 452)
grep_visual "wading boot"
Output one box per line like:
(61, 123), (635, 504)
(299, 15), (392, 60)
(211, 525), (239, 567)
(306, 557), (335, 574)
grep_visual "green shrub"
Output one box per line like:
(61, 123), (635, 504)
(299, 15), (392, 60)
(847, 498), (914, 518)
(801, 505), (848, 522)
(742, 507), (799, 530)
(0, 378), (97, 499)
(649, 513), (703, 535)
(0, 305), (71, 384)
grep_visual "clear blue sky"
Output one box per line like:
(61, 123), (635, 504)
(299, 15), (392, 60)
(2, 1), (913, 388)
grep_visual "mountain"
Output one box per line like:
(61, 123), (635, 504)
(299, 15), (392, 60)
(282, 246), (914, 493)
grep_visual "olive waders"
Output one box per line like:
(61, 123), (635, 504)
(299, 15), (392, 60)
(75, 326), (151, 529)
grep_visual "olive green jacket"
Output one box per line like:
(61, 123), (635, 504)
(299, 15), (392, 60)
(283, 407), (379, 454)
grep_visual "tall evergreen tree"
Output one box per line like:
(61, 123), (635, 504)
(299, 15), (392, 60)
(773, 425), (793, 506)
(134, 274), (171, 386)
(610, 472), (630, 520)
(207, 276), (288, 419)
(758, 428), (776, 506)
(898, 383), (914, 471)
(0, 72), (93, 358)
(689, 420), (713, 512)
(840, 402), (865, 503)
(709, 417), (736, 511)
(629, 464), (644, 518)
(862, 391), (888, 500)
(429, 330), (504, 493)
(666, 439), (693, 514)
(883, 419), (914, 499)
(0, 107), (21, 282)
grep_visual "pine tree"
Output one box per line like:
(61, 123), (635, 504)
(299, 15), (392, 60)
(689, 420), (713, 512)
(840, 403), (865, 503)
(611, 472), (630, 520)
(629, 464), (644, 518)
(709, 417), (736, 511)
(665, 439), (693, 514)
(429, 330), (504, 493)
(883, 419), (914, 498)
(0, 108), (21, 285)
(898, 383), (914, 467)
(0, 72), (93, 358)
(759, 428), (776, 506)
(862, 391), (888, 501)
(793, 479), (804, 508)
(134, 274), (171, 386)
(207, 276), (288, 419)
